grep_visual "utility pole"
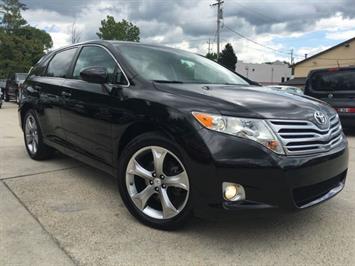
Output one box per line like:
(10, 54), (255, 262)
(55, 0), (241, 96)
(290, 49), (294, 65)
(211, 0), (224, 60)
(207, 38), (212, 54)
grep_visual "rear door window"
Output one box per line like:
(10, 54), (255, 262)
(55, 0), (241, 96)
(46, 48), (77, 78)
(310, 69), (355, 91)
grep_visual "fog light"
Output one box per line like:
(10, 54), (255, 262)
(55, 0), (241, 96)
(223, 182), (246, 201)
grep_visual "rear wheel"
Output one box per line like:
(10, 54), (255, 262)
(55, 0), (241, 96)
(118, 133), (192, 230)
(24, 111), (55, 160)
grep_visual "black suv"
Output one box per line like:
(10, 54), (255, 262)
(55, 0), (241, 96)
(305, 67), (355, 128)
(19, 41), (348, 229)
(4, 72), (28, 102)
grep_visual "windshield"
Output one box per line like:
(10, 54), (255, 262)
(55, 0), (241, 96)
(310, 69), (355, 91)
(116, 44), (248, 85)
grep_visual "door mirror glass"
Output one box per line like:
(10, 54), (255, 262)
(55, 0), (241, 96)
(80, 66), (108, 84)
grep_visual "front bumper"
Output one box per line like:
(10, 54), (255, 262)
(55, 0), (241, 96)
(188, 128), (348, 215)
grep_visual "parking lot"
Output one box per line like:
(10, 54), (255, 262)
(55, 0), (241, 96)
(0, 101), (354, 265)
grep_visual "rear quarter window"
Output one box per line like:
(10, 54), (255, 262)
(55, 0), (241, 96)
(30, 53), (53, 77)
(309, 70), (355, 91)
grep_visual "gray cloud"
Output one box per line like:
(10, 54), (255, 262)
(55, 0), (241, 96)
(224, 0), (355, 33)
(20, 0), (355, 63)
(22, 0), (355, 39)
(22, 0), (92, 16)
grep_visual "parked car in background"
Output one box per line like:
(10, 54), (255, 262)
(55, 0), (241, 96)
(0, 88), (2, 108)
(4, 73), (28, 103)
(0, 79), (6, 100)
(267, 85), (304, 95)
(19, 41), (348, 229)
(304, 67), (355, 128)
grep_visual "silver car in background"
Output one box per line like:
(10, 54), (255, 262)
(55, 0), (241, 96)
(267, 85), (304, 95)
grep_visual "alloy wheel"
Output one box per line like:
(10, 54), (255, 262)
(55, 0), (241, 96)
(125, 146), (190, 220)
(25, 114), (39, 155)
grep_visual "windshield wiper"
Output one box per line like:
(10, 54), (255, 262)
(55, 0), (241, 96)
(153, 80), (184, 84)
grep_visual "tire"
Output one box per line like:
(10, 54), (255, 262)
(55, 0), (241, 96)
(118, 132), (193, 230)
(16, 91), (19, 104)
(23, 110), (55, 160)
(4, 92), (9, 102)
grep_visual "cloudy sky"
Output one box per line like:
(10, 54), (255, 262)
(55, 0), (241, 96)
(21, 0), (355, 64)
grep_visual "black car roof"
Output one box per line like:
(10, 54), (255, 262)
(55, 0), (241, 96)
(308, 66), (355, 76)
(50, 40), (196, 55)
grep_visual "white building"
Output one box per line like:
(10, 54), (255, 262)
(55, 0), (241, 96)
(235, 61), (292, 85)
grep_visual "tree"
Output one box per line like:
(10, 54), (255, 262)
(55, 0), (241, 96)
(70, 21), (81, 44)
(218, 43), (237, 71)
(0, 0), (53, 78)
(17, 26), (53, 51)
(0, 0), (27, 32)
(96, 16), (140, 42)
(205, 52), (217, 61)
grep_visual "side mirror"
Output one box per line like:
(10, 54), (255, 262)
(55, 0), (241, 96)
(80, 66), (108, 84)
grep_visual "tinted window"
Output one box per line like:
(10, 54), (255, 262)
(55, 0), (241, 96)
(46, 48), (77, 78)
(31, 64), (46, 77)
(30, 53), (53, 77)
(310, 70), (355, 91)
(116, 44), (248, 85)
(73, 46), (126, 84)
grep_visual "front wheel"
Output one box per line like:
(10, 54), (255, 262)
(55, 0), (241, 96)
(118, 133), (192, 230)
(24, 111), (55, 160)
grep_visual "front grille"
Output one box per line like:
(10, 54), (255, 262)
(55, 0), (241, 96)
(268, 114), (343, 155)
(293, 172), (345, 207)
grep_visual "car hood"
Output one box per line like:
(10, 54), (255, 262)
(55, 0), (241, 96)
(154, 83), (336, 120)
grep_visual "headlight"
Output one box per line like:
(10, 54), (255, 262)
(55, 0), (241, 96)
(192, 112), (284, 154)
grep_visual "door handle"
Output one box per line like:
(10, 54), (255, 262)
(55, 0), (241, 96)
(61, 91), (71, 97)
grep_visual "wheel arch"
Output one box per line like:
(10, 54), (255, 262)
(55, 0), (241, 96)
(115, 121), (177, 164)
(19, 102), (36, 130)
(114, 118), (213, 177)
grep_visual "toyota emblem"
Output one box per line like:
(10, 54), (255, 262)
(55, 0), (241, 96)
(314, 111), (327, 125)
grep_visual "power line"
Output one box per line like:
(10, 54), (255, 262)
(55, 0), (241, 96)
(233, 2), (277, 23)
(223, 25), (291, 56)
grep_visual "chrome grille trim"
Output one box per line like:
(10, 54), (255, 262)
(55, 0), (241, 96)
(268, 114), (343, 155)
